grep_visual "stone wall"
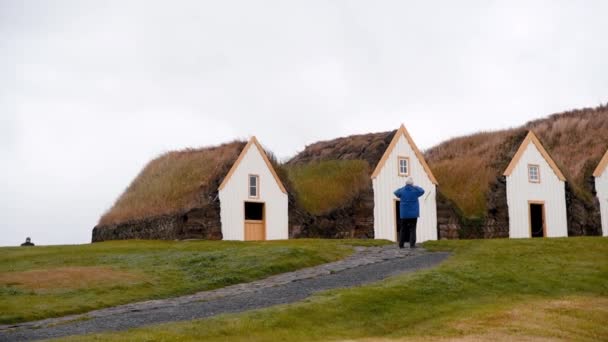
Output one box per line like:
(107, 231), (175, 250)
(436, 174), (602, 240)
(289, 186), (375, 239)
(437, 191), (462, 240)
(436, 176), (510, 240)
(483, 177), (510, 238)
(92, 203), (222, 242)
(566, 179), (602, 236)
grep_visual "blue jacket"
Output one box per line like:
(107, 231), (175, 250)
(394, 185), (425, 219)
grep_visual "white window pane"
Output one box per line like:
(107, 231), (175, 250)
(399, 159), (408, 174)
(249, 176), (258, 197)
(529, 166), (539, 181)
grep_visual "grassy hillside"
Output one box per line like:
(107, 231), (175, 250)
(99, 141), (246, 226)
(286, 160), (370, 215)
(0, 239), (387, 324)
(68, 237), (608, 341)
(426, 105), (608, 218)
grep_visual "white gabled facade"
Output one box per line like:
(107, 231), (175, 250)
(503, 131), (568, 238)
(593, 149), (608, 237)
(218, 137), (288, 241)
(371, 125), (438, 243)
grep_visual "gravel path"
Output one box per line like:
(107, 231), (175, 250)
(0, 246), (449, 341)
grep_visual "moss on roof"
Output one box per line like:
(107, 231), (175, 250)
(99, 141), (247, 226)
(286, 160), (370, 215)
(286, 131), (394, 215)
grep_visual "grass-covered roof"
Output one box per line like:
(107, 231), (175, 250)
(99, 141), (247, 226)
(425, 105), (608, 218)
(286, 160), (370, 215)
(286, 131), (394, 215)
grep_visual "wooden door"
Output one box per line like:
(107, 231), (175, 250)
(244, 220), (265, 241)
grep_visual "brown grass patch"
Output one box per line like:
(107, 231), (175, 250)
(426, 129), (521, 217)
(342, 334), (555, 342)
(99, 141), (246, 225)
(341, 296), (608, 342)
(0, 266), (145, 291)
(448, 296), (608, 341)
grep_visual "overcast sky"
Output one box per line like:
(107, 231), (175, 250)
(1, 1), (607, 246)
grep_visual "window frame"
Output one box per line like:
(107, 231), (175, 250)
(528, 164), (541, 183)
(397, 156), (410, 177)
(248, 174), (260, 198)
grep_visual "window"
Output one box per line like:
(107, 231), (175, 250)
(528, 165), (540, 183)
(398, 157), (409, 176)
(248, 175), (259, 198)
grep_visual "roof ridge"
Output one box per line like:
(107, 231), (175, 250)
(503, 131), (566, 181)
(218, 137), (287, 194)
(370, 124), (438, 185)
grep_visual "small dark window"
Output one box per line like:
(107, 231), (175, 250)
(398, 157), (409, 176)
(245, 202), (264, 221)
(249, 175), (259, 198)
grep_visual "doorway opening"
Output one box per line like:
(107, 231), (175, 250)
(529, 203), (545, 238)
(245, 202), (264, 221)
(244, 202), (265, 241)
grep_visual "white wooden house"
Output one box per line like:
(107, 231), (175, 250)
(371, 124), (439, 243)
(503, 131), (568, 238)
(218, 137), (288, 241)
(593, 149), (608, 237)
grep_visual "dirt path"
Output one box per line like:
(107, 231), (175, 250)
(0, 246), (449, 341)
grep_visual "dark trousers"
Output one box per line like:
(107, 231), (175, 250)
(399, 218), (418, 248)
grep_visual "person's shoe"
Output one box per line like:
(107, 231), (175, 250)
(398, 245), (404, 249)
(410, 245), (417, 249)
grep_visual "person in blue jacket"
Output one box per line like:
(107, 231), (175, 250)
(394, 177), (425, 249)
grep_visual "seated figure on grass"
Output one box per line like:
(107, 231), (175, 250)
(21, 237), (35, 247)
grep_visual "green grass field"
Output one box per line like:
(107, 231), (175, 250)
(0, 239), (387, 324)
(67, 237), (608, 341)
